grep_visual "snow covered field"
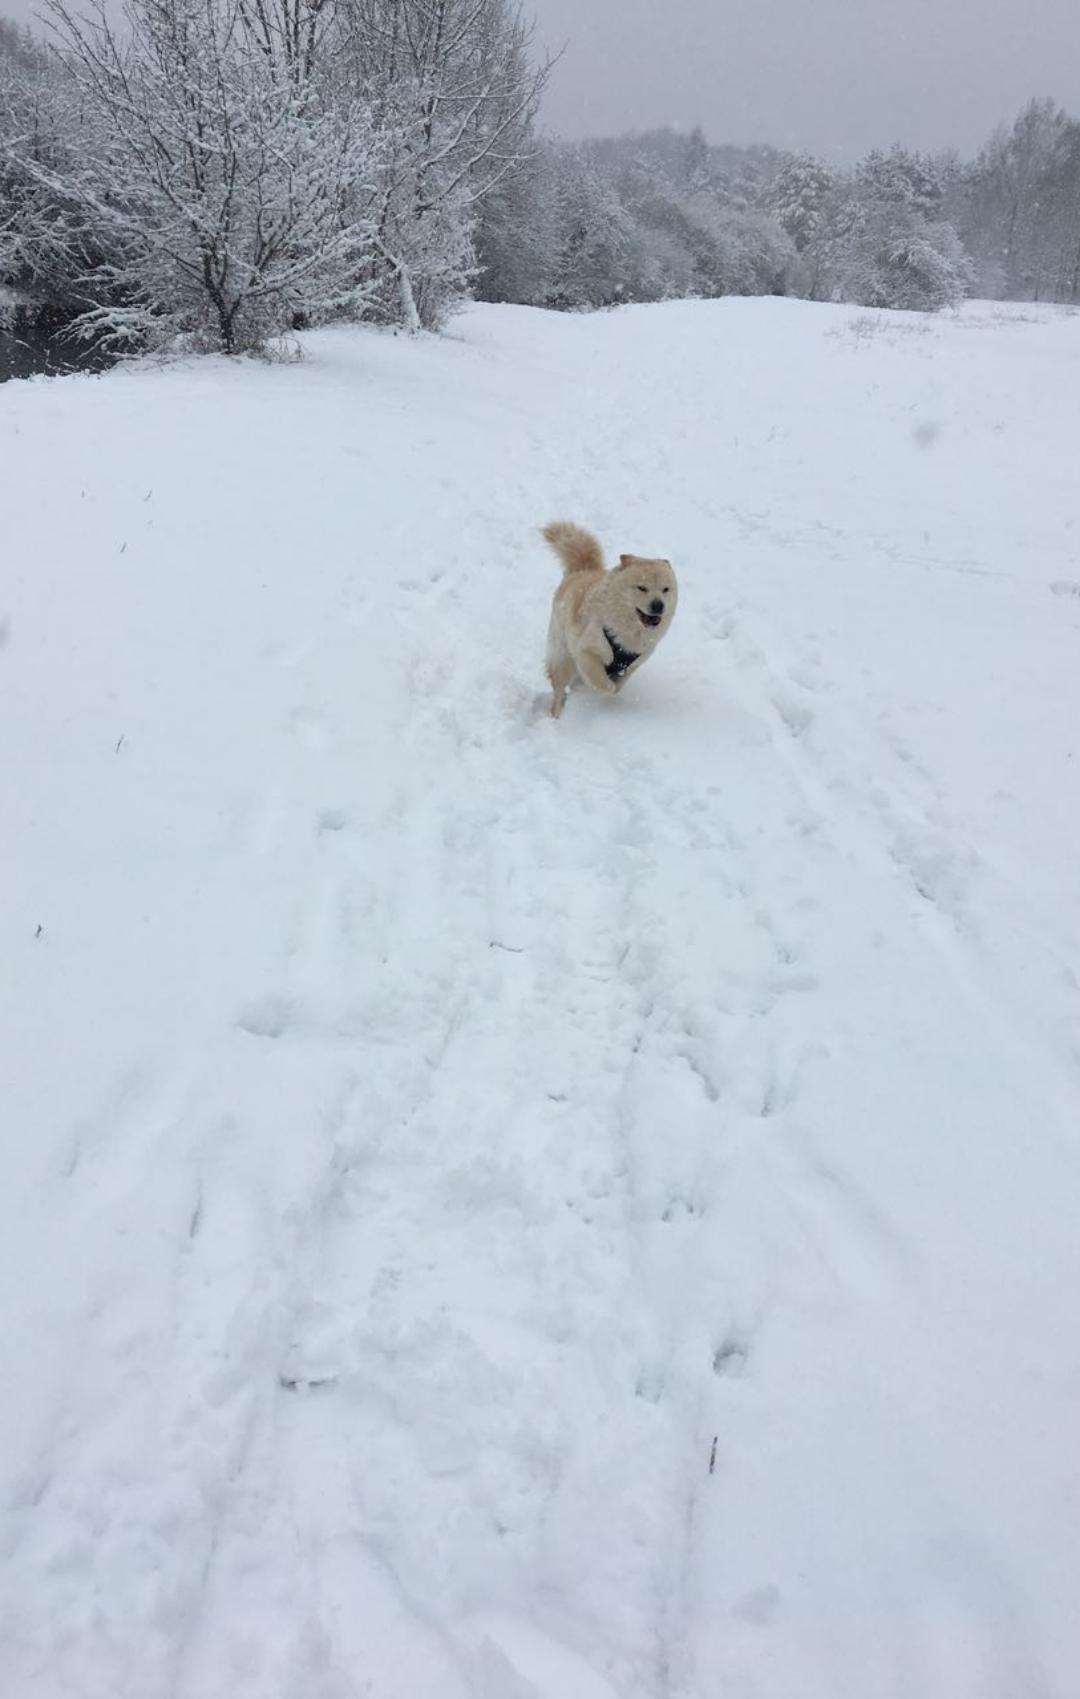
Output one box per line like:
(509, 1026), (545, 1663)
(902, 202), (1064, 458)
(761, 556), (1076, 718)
(3, 296), (1080, 1699)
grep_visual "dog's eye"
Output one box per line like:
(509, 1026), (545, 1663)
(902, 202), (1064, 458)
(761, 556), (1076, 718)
(637, 586), (648, 594)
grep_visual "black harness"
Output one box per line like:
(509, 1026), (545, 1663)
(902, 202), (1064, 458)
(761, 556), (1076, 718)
(603, 627), (641, 682)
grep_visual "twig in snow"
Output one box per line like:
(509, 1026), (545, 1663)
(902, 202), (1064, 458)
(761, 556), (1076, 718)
(708, 1436), (718, 1476)
(489, 939), (524, 953)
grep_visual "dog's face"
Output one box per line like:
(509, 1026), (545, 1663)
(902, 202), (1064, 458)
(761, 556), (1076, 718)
(616, 553), (678, 633)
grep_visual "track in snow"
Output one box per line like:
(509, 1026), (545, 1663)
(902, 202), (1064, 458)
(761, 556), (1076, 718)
(3, 299), (1080, 1699)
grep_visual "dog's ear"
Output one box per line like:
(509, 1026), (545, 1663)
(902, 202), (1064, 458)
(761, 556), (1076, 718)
(618, 553), (632, 567)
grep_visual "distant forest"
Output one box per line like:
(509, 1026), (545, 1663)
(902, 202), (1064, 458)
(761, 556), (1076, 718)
(478, 107), (1080, 315)
(2, 2), (1078, 359)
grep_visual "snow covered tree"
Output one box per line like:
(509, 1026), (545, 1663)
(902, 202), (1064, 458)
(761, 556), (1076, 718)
(801, 146), (971, 312)
(838, 214), (972, 311)
(0, 16), (47, 72)
(768, 153), (835, 258)
(334, 0), (551, 329)
(618, 171), (792, 300)
(723, 206), (796, 297)
(682, 124), (713, 193)
(474, 141), (558, 304)
(2, 0), (384, 353)
(543, 144), (639, 309)
(1041, 119), (1080, 303)
(856, 145), (944, 221)
(974, 99), (1066, 294)
(563, 132), (795, 307)
(963, 99), (1080, 301)
(0, 20), (108, 333)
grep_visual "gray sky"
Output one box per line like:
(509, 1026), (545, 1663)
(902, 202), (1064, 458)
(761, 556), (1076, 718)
(4, 0), (1078, 160)
(528, 0), (1080, 160)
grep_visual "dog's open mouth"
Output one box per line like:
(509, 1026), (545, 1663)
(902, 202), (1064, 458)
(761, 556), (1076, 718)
(637, 609), (663, 628)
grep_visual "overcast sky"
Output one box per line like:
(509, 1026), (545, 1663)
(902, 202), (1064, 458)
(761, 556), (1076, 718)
(528, 0), (1080, 160)
(4, 0), (1079, 161)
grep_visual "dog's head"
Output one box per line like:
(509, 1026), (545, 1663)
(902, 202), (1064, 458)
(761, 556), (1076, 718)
(615, 553), (678, 632)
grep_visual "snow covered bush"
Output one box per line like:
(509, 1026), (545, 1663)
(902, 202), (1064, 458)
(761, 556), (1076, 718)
(794, 148), (972, 312)
(839, 216), (973, 311)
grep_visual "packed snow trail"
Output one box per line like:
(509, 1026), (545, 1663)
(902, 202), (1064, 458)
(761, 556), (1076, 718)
(3, 300), (1080, 1699)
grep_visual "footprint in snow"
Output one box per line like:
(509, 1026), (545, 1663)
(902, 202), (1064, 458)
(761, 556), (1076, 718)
(712, 1335), (751, 1379)
(236, 994), (299, 1039)
(660, 1195), (699, 1223)
(770, 685), (815, 738)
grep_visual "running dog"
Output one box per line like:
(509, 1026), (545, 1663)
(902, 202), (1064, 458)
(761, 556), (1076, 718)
(541, 521), (678, 718)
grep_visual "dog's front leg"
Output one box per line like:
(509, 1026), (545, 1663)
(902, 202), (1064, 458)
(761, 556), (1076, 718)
(575, 647), (620, 696)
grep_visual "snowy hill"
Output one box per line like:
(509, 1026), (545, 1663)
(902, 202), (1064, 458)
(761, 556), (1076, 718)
(3, 298), (1080, 1699)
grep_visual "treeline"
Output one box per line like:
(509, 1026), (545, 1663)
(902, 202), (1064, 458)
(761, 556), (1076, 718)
(476, 102), (1080, 314)
(2, 0), (1079, 360)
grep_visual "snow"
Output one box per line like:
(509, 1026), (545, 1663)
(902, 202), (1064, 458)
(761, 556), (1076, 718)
(2, 296), (1080, 1698)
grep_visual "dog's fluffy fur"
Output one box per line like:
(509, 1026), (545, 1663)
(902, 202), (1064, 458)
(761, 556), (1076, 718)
(541, 521), (678, 718)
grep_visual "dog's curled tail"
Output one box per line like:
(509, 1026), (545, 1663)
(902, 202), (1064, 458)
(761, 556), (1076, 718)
(541, 521), (605, 577)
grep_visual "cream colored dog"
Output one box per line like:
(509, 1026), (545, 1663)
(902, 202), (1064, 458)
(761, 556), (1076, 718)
(541, 521), (678, 718)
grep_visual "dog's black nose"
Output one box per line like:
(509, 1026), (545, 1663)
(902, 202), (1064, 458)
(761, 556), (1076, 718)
(649, 598), (664, 616)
